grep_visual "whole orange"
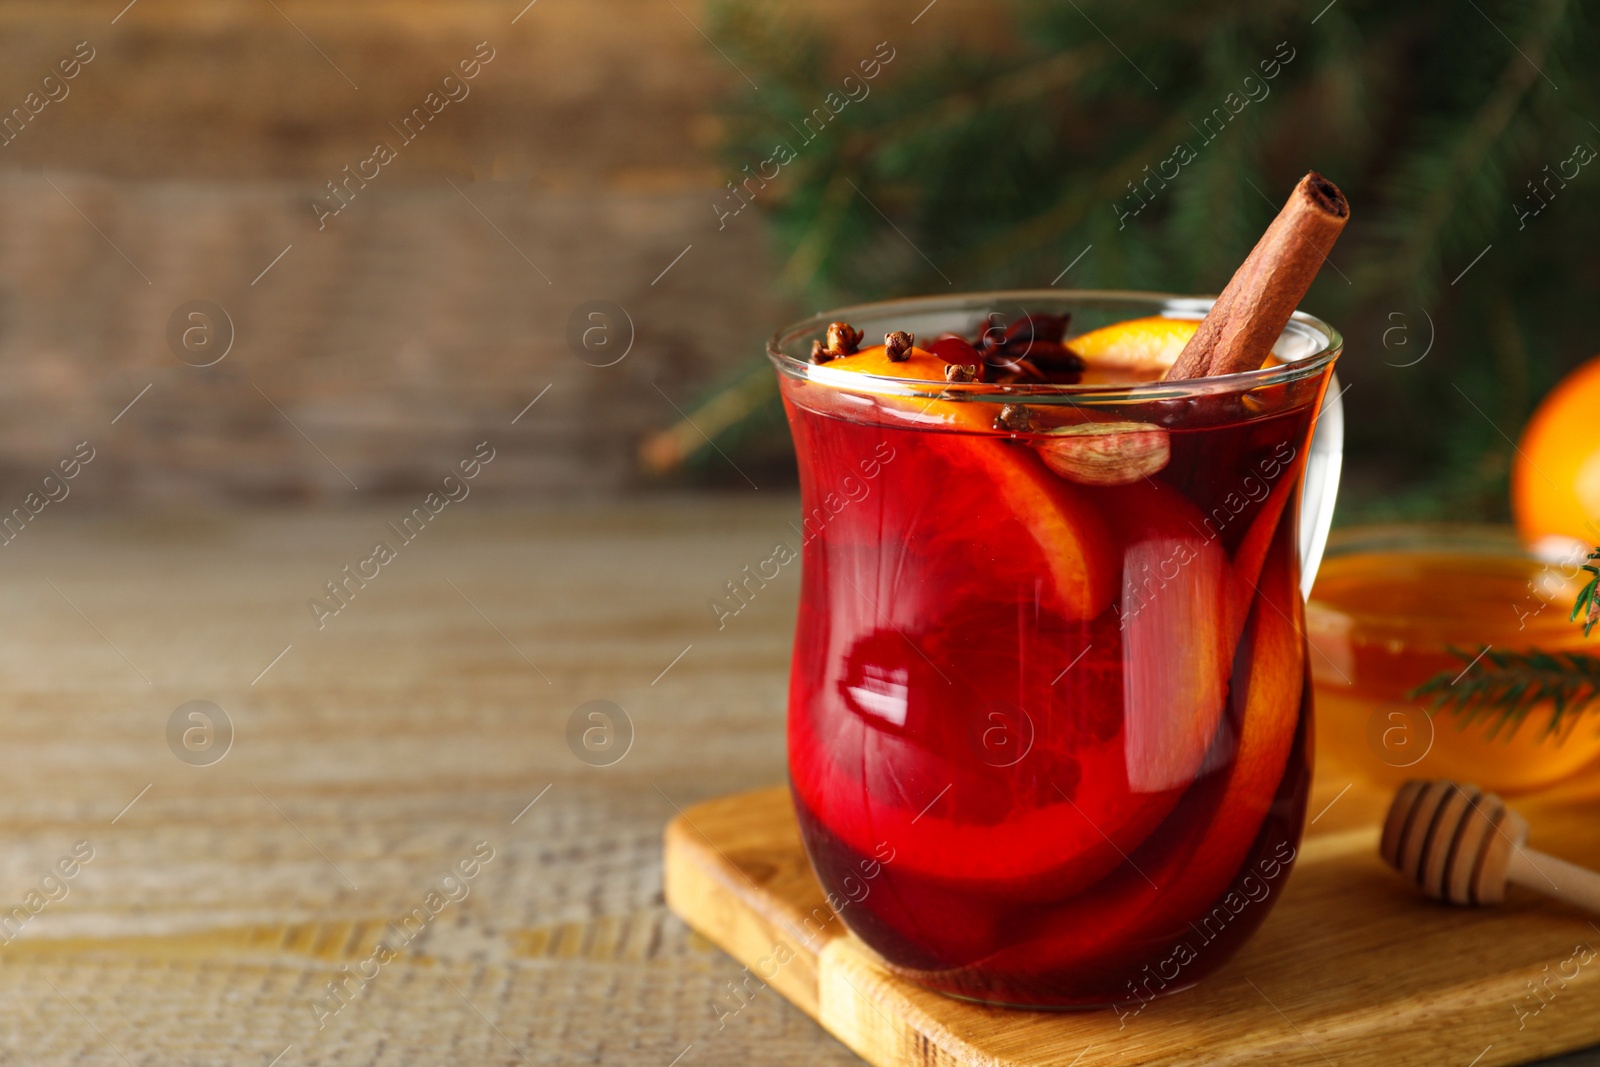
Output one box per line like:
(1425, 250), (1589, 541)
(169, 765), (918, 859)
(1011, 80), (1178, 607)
(1514, 355), (1600, 546)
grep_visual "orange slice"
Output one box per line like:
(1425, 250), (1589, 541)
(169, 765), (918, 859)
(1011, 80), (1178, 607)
(950, 436), (1117, 619)
(825, 343), (955, 381)
(820, 343), (994, 432)
(1178, 530), (1306, 889)
(1100, 480), (1234, 793)
(967, 530), (1305, 978)
(1069, 316), (1200, 382)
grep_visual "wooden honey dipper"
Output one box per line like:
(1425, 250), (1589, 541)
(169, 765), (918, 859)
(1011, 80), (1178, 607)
(1380, 779), (1600, 913)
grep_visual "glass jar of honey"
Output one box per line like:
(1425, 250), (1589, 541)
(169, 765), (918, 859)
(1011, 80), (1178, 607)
(1307, 524), (1600, 793)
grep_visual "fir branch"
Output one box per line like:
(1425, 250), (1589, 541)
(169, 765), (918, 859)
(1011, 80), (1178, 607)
(964, 107), (1198, 281)
(1574, 548), (1600, 638)
(1411, 646), (1600, 743)
(655, 0), (1600, 493)
(1366, 0), (1570, 303)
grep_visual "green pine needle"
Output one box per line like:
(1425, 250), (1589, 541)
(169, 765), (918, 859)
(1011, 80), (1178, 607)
(1411, 645), (1600, 744)
(1573, 548), (1600, 638)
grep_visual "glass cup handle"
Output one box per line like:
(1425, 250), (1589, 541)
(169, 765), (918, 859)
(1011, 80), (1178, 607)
(1296, 372), (1343, 600)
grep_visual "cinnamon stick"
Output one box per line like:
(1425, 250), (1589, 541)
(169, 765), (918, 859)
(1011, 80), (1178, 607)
(1165, 172), (1349, 381)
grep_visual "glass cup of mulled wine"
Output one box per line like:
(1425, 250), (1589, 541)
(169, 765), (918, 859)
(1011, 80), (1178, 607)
(768, 291), (1343, 1008)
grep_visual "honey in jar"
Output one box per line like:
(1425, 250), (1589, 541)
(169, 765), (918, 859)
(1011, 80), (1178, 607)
(1307, 525), (1599, 793)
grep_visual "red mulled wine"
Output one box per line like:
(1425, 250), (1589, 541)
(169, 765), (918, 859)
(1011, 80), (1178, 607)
(774, 303), (1334, 1009)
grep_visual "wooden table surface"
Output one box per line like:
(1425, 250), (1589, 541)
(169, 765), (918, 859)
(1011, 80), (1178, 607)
(0, 498), (1595, 1066)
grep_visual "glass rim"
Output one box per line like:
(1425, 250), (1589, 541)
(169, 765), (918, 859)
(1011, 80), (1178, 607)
(766, 289), (1342, 404)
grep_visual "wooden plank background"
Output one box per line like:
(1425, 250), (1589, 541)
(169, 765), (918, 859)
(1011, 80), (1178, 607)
(0, 0), (1007, 505)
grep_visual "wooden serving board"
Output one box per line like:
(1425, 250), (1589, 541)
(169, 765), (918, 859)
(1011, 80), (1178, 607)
(664, 765), (1600, 1067)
